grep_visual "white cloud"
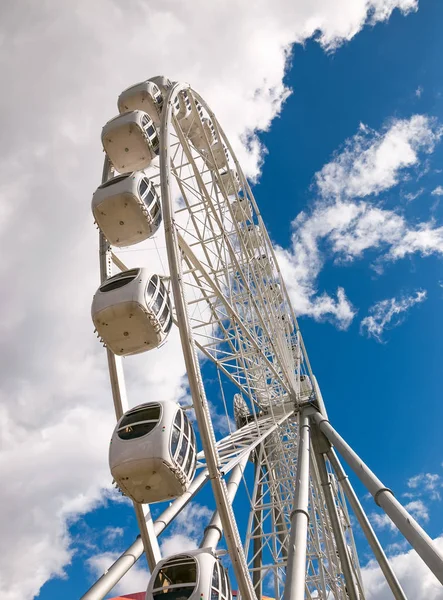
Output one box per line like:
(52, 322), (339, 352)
(415, 86), (423, 98)
(389, 225), (443, 260)
(159, 502), (213, 559)
(407, 473), (442, 501)
(87, 551), (149, 597)
(103, 526), (125, 546)
(276, 246), (356, 329)
(404, 187), (424, 201)
(360, 290), (427, 342)
(386, 540), (410, 555)
(362, 535), (443, 599)
(0, 1), (422, 598)
(369, 512), (397, 532)
(404, 499), (430, 523)
(316, 116), (442, 200)
(369, 500), (434, 539)
(160, 534), (199, 559)
(277, 115), (443, 328)
(431, 185), (443, 196)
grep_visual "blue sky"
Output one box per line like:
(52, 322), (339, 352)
(257, 0), (443, 486)
(2, 1), (443, 599)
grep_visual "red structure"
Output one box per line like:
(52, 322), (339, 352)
(109, 594), (145, 600)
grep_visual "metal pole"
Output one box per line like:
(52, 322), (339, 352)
(81, 469), (210, 600)
(252, 465), (263, 599)
(201, 454), (249, 549)
(327, 449), (407, 600)
(312, 442), (360, 600)
(132, 503), (161, 571)
(312, 411), (443, 585)
(283, 411), (311, 600)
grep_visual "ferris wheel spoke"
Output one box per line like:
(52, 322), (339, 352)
(176, 232), (290, 400)
(170, 122), (298, 396)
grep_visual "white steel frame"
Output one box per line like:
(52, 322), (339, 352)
(82, 81), (443, 600)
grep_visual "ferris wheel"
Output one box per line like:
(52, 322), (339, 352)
(82, 77), (443, 600)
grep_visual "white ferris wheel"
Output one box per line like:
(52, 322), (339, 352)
(82, 77), (443, 600)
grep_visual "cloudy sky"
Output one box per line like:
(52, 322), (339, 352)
(1, 0), (443, 599)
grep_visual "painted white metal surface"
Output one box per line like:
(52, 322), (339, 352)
(102, 110), (159, 172)
(92, 268), (172, 355)
(109, 400), (196, 503)
(92, 171), (161, 247)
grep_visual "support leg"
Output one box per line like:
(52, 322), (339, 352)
(327, 450), (407, 600)
(283, 411), (311, 600)
(253, 459), (264, 599)
(312, 438), (360, 600)
(312, 411), (443, 585)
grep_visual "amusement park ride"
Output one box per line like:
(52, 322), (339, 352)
(82, 77), (443, 600)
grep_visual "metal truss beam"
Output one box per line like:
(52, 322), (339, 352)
(327, 449), (407, 600)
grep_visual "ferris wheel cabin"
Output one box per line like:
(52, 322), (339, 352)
(102, 110), (159, 173)
(252, 254), (274, 279)
(204, 140), (229, 171)
(148, 75), (173, 96)
(147, 550), (232, 600)
(92, 172), (161, 247)
(300, 374), (313, 398)
(220, 169), (241, 196)
(91, 268), (173, 355)
(188, 117), (216, 152)
(116, 76), (192, 128)
(242, 224), (263, 254)
(266, 282), (283, 305)
(277, 312), (294, 334)
(118, 80), (164, 125)
(231, 196), (252, 222)
(109, 400), (197, 504)
(178, 96), (203, 136)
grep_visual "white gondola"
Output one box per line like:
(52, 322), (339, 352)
(109, 400), (197, 504)
(242, 224), (263, 253)
(148, 75), (174, 96)
(92, 172), (161, 247)
(188, 118), (215, 152)
(101, 110), (159, 173)
(91, 268), (173, 355)
(300, 374), (313, 397)
(277, 312), (294, 334)
(291, 341), (302, 364)
(220, 169), (241, 195)
(117, 80), (164, 125)
(266, 282), (283, 305)
(204, 141), (229, 171)
(172, 90), (192, 122)
(252, 254), (274, 278)
(178, 96), (203, 136)
(231, 196), (252, 222)
(147, 550), (231, 600)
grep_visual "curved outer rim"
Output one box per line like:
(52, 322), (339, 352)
(159, 82), (257, 600)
